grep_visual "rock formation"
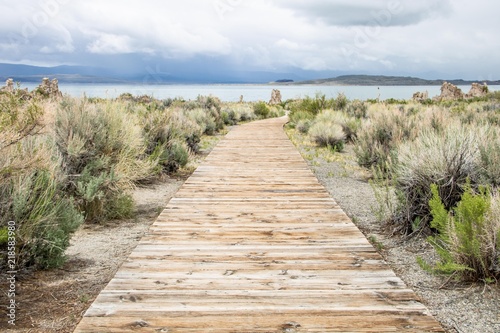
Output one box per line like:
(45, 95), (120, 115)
(1, 78), (31, 99)
(0, 78), (14, 93)
(435, 82), (464, 101)
(466, 82), (488, 99)
(269, 89), (282, 105)
(433, 82), (490, 101)
(36, 77), (62, 99)
(412, 91), (429, 102)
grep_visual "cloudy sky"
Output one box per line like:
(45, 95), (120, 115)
(1, 0), (499, 81)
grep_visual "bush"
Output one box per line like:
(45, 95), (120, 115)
(269, 105), (285, 118)
(0, 88), (44, 149)
(392, 125), (482, 233)
(296, 119), (312, 134)
(309, 122), (345, 151)
(0, 136), (83, 270)
(346, 100), (368, 119)
(288, 110), (315, 128)
(196, 95), (222, 112)
(479, 129), (500, 187)
(354, 108), (419, 176)
(162, 139), (190, 173)
(254, 101), (270, 118)
(227, 104), (255, 122)
(55, 98), (154, 222)
(288, 94), (332, 115)
(420, 184), (500, 281)
(335, 93), (348, 111)
(10, 170), (83, 269)
(0, 91), (84, 270)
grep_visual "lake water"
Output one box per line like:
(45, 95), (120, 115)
(20, 83), (500, 102)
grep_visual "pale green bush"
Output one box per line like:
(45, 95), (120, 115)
(420, 184), (500, 281)
(309, 122), (346, 151)
(0, 134), (83, 270)
(254, 101), (270, 118)
(479, 128), (500, 187)
(354, 108), (419, 176)
(55, 98), (155, 222)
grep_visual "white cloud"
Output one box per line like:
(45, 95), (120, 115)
(276, 39), (300, 50)
(87, 33), (134, 54)
(0, 0), (498, 79)
(275, 0), (453, 26)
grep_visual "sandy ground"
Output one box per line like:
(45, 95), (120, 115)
(1, 126), (499, 333)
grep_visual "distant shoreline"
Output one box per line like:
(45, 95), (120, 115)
(2, 74), (499, 87)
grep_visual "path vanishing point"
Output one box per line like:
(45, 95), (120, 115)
(74, 116), (444, 332)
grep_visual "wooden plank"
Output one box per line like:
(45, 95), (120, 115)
(73, 116), (444, 332)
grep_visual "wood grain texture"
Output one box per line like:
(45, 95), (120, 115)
(74, 117), (444, 333)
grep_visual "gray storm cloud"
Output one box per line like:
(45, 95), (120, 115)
(0, 0), (498, 79)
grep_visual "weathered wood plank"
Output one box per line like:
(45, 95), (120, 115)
(73, 116), (444, 333)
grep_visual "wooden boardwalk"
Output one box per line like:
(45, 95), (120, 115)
(74, 117), (444, 333)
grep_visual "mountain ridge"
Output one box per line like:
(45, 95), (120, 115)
(289, 75), (500, 86)
(1, 63), (499, 86)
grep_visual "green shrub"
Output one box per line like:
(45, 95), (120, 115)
(254, 101), (270, 118)
(269, 105), (285, 118)
(296, 119), (312, 134)
(385, 98), (408, 105)
(346, 100), (368, 119)
(288, 110), (315, 128)
(309, 122), (346, 151)
(55, 98), (154, 222)
(479, 129), (500, 187)
(420, 184), (500, 281)
(314, 110), (360, 143)
(354, 108), (418, 176)
(0, 88), (43, 149)
(0, 91), (83, 270)
(196, 95), (222, 112)
(335, 93), (348, 111)
(163, 139), (190, 173)
(392, 125), (482, 233)
(225, 109), (239, 125)
(12, 170), (83, 269)
(238, 106), (255, 122)
(11, 170), (83, 269)
(288, 94), (332, 115)
(0, 137), (83, 270)
(105, 193), (135, 220)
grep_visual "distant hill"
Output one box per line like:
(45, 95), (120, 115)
(294, 75), (500, 86)
(1, 64), (499, 86)
(0, 63), (306, 84)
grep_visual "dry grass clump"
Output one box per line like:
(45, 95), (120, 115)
(354, 107), (420, 176)
(479, 128), (500, 187)
(4, 141), (83, 269)
(55, 98), (156, 222)
(314, 110), (361, 142)
(393, 124), (483, 233)
(0, 92), (83, 270)
(309, 121), (346, 151)
(345, 99), (368, 119)
(228, 103), (257, 122)
(287, 110), (315, 134)
(0, 89), (44, 149)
